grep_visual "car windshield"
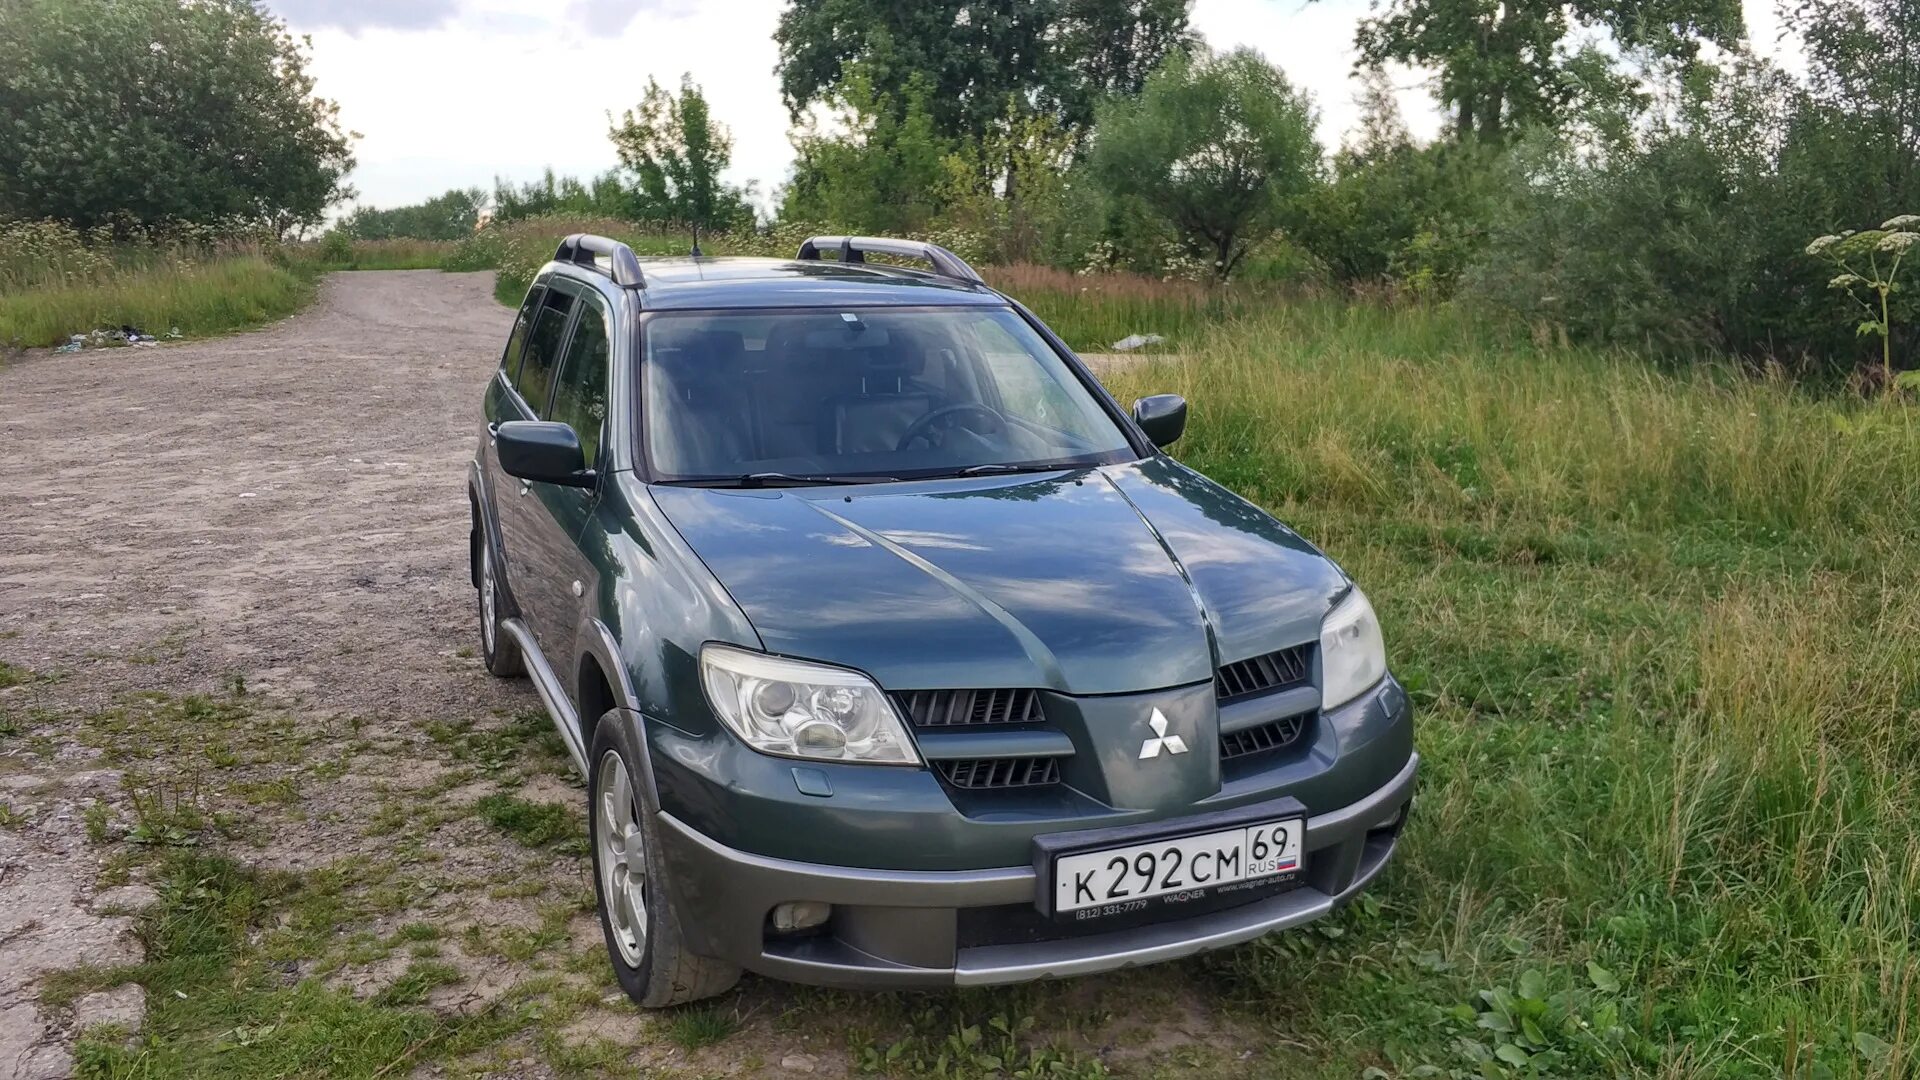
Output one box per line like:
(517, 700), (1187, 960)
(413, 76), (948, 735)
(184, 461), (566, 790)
(642, 308), (1138, 483)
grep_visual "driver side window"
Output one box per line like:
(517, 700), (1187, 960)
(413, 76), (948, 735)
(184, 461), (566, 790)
(548, 292), (611, 470)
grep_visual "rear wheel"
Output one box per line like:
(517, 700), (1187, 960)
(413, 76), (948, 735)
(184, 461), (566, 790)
(588, 713), (740, 1007)
(475, 524), (524, 678)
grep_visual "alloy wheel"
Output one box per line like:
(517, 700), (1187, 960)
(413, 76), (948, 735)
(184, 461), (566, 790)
(595, 750), (649, 967)
(480, 544), (498, 652)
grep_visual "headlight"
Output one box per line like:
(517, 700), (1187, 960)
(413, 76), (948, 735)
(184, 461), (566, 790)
(1320, 587), (1387, 710)
(699, 644), (919, 765)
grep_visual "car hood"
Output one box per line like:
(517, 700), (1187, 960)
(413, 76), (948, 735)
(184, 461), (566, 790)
(650, 455), (1348, 695)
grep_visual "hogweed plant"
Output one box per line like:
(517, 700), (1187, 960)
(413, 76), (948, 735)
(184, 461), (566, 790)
(1807, 215), (1920, 392)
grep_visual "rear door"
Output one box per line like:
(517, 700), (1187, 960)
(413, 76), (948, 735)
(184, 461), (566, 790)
(491, 280), (580, 633)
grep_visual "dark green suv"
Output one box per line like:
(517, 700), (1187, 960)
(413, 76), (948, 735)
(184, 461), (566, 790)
(469, 234), (1416, 1006)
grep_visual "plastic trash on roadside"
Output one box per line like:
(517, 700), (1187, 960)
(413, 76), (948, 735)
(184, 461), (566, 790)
(1111, 333), (1166, 351)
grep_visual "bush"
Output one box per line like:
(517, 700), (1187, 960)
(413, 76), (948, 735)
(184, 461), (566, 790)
(342, 188), (487, 241)
(1089, 46), (1320, 277)
(1463, 0), (1920, 372)
(1292, 140), (1501, 294)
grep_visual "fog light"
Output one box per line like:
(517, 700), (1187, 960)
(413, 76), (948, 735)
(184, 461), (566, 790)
(771, 901), (832, 933)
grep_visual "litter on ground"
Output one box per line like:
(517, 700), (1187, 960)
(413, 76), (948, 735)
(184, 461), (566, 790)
(50, 325), (181, 353)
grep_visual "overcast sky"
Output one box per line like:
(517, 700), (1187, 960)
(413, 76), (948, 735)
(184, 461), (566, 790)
(282, 0), (1797, 215)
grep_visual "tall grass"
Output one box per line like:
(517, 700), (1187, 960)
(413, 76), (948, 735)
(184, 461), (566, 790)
(315, 237), (458, 272)
(0, 256), (311, 349)
(0, 219), (316, 349)
(988, 263), (1282, 350)
(1102, 305), (1919, 1077)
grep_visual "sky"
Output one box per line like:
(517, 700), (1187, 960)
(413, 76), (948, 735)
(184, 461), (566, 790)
(284, 0), (1798, 216)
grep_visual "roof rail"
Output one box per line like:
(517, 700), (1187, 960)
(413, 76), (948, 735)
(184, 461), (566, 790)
(554, 233), (645, 288)
(795, 235), (985, 285)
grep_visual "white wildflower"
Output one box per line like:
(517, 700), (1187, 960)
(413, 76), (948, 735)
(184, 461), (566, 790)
(1805, 234), (1841, 256)
(1880, 214), (1920, 230)
(1876, 231), (1918, 254)
(1829, 273), (1866, 290)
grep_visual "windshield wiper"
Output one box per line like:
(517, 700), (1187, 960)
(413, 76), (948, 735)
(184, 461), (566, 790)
(952, 463), (1073, 477)
(683, 472), (900, 488)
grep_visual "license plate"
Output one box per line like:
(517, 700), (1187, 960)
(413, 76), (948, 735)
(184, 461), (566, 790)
(1051, 817), (1304, 915)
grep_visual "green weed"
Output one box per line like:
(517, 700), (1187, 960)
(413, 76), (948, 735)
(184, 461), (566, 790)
(474, 793), (580, 850)
(666, 1004), (740, 1050)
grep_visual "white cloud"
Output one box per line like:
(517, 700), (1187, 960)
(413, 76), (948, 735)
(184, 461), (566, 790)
(274, 0), (461, 33)
(569, 0), (703, 35)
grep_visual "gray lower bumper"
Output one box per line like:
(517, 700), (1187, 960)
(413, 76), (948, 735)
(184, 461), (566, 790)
(654, 753), (1418, 988)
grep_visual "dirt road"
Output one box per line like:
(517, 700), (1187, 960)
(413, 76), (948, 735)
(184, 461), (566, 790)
(0, 271), (1242, 1078)
(0, 272), (535, 1076)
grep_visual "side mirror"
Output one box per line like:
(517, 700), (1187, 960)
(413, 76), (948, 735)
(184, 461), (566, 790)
(497, 421), (594, 487)
(1131, 394), (1188, 448)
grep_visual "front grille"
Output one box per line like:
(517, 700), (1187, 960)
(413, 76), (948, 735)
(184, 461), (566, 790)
(1216, 643), (1312, 701)
(896, 688), (1042, 728)
(936, 757), (1061, 789)
(1220, 712), (1311, 759)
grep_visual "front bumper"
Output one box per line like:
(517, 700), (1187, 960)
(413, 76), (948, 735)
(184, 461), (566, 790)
(654, 752), (1417, 988)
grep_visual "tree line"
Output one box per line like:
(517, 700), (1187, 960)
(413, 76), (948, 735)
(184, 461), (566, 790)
(1, 0), (1914, 374)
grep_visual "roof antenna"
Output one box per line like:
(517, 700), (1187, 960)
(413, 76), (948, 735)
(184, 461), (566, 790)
(690, 224), (702, 258)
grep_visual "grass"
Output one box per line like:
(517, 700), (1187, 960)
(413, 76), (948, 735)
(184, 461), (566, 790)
(474, 792), (580, 850)
(1096, 302), (1920, 1078)
(315, 238), (458, 271)
(987, 262), (1278, 351)
(0, 256), (312, 349)
(665, 1004), (739, 1050)
(63, 853), (519, 1078)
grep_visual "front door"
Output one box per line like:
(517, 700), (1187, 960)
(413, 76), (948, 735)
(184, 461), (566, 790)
(493, 281), (581, 641)
(524, 286), (615, 671)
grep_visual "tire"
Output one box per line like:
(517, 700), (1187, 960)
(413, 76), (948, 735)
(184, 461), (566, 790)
(587, 712), (741, 1008)
(475, 521), (525, 678)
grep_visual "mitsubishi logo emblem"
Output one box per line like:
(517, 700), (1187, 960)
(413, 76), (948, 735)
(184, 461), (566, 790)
(1138, 708), (1189, 759)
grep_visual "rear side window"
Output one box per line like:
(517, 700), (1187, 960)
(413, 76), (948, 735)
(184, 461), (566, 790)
(547, 293), (611, 469)
(500, 284), (546, 379)
(513, 288), (577, 415)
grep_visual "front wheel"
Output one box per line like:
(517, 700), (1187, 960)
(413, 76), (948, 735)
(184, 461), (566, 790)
(587, 713), (740, 1008)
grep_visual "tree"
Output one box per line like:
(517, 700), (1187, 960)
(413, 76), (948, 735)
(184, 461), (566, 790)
(1291, 69), (1502, 289)
(773, 0), (1191, 144)
(781, 69), (952, 233)
(1349, 0), (1743, 142)
(343, 188), (488, 241)
(1089, 48), (1320, 277)
(0, 0), (354, 233)
(608, 75), (752, 230)
(1051, 0), (1198, 131)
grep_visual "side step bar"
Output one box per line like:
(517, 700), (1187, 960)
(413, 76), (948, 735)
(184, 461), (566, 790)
(500, 617), (589, 776)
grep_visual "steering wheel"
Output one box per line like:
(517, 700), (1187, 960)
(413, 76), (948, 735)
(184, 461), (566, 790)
(895, 403), (1007, 451)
